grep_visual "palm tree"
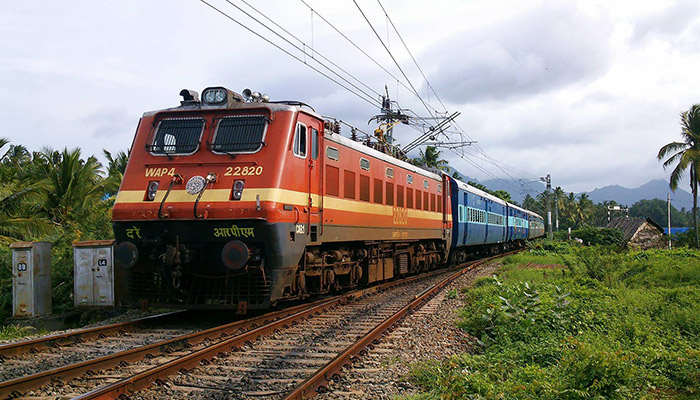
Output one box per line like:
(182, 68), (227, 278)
(413, 146), (449, 171)
(34, 147), (106, 224)
(103, 149), (129, 196)
(657, 104), (700, 248)
(0, 139), (51, 242)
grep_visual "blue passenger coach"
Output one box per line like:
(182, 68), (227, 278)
(448, 176), (544, 263)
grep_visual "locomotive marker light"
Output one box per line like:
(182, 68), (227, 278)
(232, 179), (245, 200)
(145, 181), (159, 201)
(221, 240), (250, 270)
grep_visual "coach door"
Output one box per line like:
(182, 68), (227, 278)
(305, 117), (323, 241)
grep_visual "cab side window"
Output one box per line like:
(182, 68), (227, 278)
(293, 123), (307, 158)
(311, 128), (319, 159)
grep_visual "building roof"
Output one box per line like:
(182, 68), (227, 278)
(606, 217), (664, 242)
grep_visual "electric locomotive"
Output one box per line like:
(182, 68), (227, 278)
(112, 87), (452, 312)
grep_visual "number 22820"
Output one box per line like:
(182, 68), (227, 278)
(225, 166), (263, 176)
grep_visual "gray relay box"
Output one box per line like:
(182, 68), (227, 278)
(10, 241), (52, 318)
(73, 240), (115, 307)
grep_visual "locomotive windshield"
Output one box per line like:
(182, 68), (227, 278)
(211, 115), (267, 154)
(149, 118), (205, 155)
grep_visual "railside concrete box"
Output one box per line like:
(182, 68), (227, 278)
(10, 241), (52, 318)
(73, 240), (115, 308)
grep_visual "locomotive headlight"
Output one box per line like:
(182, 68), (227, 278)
(231, 180), (245, 200)
(221, 240), (249, 270)
(203, 87), (227, 104)
(115, 241), (139, 269)
(145, 181), (159, 201)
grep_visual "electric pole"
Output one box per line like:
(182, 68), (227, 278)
(555, 191), (559, 231)
(667, 193), (672, 249)
(541, 174), (552, 240)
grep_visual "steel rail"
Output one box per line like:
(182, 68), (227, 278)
(4, 267), (450, 399)
(71, 268), (448, 400)
(0, 300), (324, 398)
(284, 251), (516, 399)
(0, 310), (186, 359)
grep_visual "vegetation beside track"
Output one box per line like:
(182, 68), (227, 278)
(408, 242), (700, 399)
(0, 140), (127, 325)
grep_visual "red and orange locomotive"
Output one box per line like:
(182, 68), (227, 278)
(112, 87), (451, 311)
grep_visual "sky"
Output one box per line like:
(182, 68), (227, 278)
(1, 0), (700, 196)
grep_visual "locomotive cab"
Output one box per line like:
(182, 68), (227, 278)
(112, 87), (325, 311)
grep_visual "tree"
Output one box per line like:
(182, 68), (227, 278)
(412, 146), (448, 171)
(657, 104), (700, 247)
(34, 147), (106, 224)
(0, 139), (51, 242)
(103, 149), (129, 197)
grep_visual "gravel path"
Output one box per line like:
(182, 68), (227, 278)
(316, 262), (500, 399)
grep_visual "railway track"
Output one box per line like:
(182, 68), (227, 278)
(1, 253), (509, 400)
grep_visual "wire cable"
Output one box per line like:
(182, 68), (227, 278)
(199, 0), (380, 109)
(374, 0), (449, 114)
(351, 0), (437, 120)
(236, 0), (382, 100)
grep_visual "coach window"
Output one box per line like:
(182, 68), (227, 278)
(360, 158), (370, 171)
(407, 174), (413, 185)
(326, 146), (339, 161)
(373, 178), (383, 204)
(423, 179), (429, 189)
(293, 123), (307, 158)
(386, 167), (394, 179)
(386, 182), (394, 205)
(311, 128), (319, 159)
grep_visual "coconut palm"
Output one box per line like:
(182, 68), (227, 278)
(413, 146), (449, 171)
(0, 139), (51, 242)
(103, 149), (129, 196)
(657, 104), (700, 247)
(34, 147), (106, 224)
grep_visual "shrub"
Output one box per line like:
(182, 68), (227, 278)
(571, 227), (626, 247)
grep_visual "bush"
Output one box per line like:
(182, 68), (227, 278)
(409, 247), (700, 399)
(571, 227), (626, 247)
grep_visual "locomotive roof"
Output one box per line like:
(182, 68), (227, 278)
(324, 130), (443, 182)
(453, 179), (542, 219)
(139, 97), (542, 220)
(142, 101), (324, 119)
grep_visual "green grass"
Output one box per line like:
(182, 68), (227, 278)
(408, 244), (700, 400)
(0, 324), (36, 341)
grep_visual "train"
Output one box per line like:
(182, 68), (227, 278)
(111, 86), (545, 312)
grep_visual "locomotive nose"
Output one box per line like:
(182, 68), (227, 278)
(221, 240), (250, 270)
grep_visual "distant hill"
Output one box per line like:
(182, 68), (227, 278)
(581, 179), (693, 210)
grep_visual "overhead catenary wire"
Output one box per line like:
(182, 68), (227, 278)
(199, 0), (540, 196)
(351, 0), (438, 121)
(199, 0), (381, 109)
(374, 0), (449, 114)
(235, 0), (382, 100)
